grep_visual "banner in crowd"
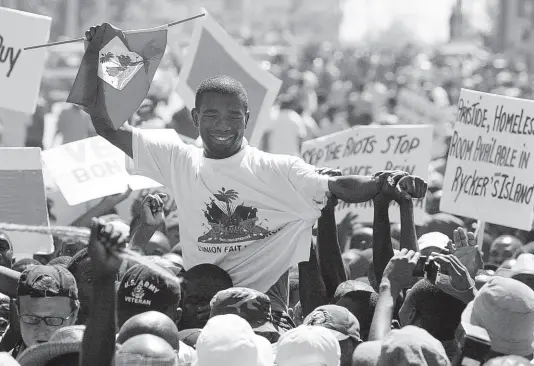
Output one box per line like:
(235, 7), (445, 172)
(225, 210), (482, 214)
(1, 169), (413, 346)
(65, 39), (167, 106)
(0, 148), (53, 259)
(396, 88), (456, 158)
(441, 89), (534, 230)
(177, 10), (282, 147)
(301, 125), (433, 224)
(0, 7), (51, 114)
(42, 135), (164, 206)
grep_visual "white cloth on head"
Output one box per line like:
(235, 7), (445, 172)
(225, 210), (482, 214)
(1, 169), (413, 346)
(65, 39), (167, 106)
(126, 128), (328, 298)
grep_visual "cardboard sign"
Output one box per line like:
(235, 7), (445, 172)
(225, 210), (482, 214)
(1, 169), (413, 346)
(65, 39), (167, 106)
(441, 89), (534, 230)
(42, 135), (162, 206)
(301, 125), (433, 224)
(0, 148), (53, 259)
(0, 7), (51, 114)
(177, 10), (282, 147)
(396, 88), (456, 158)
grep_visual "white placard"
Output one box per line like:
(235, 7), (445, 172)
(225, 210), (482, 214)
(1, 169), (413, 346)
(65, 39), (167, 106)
(441, 89), (534, 230)
(0, 7), (51, 114)
(42, 135), (163, 206)
(301, 125), (433, 224)
(177, 9), (282, 147)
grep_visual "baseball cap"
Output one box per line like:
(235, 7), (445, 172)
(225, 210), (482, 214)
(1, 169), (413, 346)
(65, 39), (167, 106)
(210, 288), (279, 336)
(303, 305), (361, 343)
(275, 325), (341, 366)
(377, 326), (450, 366)
(331, 280), (375, 304)
(18, 265), (78, 300)
(117, 264), (181, 321)
(418, 232), (449, 254)
(194, 314), (273, 366)
(461, 276), (534, 356)
(17, 325), (85, 366)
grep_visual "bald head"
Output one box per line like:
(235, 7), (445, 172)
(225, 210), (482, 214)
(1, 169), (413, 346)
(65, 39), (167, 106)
(116, 334), (176, 362)
(117, 311), (180, 350)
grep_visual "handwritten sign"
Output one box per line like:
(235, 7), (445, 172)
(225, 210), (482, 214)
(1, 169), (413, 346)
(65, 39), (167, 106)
(0, 148), (53, 259)
(0, 7), (51, 114)
(301, 125), (433, 224)
(177, 10), (282, 147)
(42, 136), (162, 206)
(396, 88), (456, 159)
(441, 89), (534, 230)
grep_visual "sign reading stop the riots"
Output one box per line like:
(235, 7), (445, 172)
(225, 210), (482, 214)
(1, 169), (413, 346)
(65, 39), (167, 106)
(177, 10), (282, 147)
(0, 148), (53, 259)
(0, 7), (51, 114)
(441, 89), (534, 230)
(301, 125), (433, 224)
(42, 135), (165, 206)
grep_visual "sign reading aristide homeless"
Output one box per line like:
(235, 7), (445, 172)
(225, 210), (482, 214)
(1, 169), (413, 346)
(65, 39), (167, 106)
(441, 89), (534, 230)
(0, 7), (51, 114)
(301, 125), (433, 224)
(177, 10), (282, 147)
(42, 135), (165, 206)
(0, 148), (53, 259)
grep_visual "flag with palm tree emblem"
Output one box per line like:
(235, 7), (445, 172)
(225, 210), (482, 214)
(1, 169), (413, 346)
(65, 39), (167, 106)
(67, 23), (167, 129)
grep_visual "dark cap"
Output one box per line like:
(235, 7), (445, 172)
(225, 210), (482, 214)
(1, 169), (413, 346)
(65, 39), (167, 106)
(18, 265), (78, 300)
(303, 305), (361, 343)
(210, 287), (279, 336)
(117, 264), (181, 316)
(332, 280), (376, 304)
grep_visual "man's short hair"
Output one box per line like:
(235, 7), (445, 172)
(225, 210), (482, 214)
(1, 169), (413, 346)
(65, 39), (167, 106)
(183, 264), (233, 289)
(195, 75), (248, 111)
(408, 279), (466, 341)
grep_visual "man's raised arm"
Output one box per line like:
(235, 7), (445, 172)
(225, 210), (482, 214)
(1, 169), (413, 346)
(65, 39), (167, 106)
(91, 115), (133, 158)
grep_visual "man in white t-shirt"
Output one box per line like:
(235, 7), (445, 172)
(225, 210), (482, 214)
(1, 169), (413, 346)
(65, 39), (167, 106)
(85, 21), (427, 315)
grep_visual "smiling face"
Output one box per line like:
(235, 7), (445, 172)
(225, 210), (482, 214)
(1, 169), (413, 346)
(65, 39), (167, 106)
(192, 92), (249, 159)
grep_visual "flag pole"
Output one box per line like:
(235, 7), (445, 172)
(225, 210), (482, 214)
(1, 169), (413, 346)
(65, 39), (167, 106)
(24, 13), (205, 51)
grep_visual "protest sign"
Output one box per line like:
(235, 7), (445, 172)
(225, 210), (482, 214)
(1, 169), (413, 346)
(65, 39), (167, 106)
(177, 10), (282, 147)
(0, 7), (51, 114)
(441, 89), (534, 230)
(0, 148), (53, 259)
(396, 88), (456, 159)
(42, 135), (164, 206)
(301, 125), (433, 224)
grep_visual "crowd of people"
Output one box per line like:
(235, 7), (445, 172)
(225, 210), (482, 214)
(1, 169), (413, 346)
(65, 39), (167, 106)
(0, 18), (534, 366)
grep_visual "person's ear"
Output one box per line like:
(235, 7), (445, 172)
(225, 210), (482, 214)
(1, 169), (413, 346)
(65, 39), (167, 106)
(191, 108), (200, 128)
(245, 110), (250, 128)
(175, 307), (183, 324)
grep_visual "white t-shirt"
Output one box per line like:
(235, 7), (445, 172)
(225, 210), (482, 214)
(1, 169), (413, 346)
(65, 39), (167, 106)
(126, 128), (329, 293)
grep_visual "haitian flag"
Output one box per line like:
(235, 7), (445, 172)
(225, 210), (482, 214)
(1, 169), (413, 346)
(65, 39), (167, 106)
(67, 23), (167, 129)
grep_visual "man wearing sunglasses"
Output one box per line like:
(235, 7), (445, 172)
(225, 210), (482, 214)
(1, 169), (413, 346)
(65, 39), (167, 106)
(12, 265), (79, 357)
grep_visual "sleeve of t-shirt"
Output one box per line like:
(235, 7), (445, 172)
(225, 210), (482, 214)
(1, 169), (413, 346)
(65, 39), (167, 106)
(125, 127), (186, 187)
(287, 158), (330, 209)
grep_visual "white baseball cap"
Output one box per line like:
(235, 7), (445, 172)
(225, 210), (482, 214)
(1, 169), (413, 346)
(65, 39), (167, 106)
(275, 326), (340, 366)
(194, 314), (273, 366)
